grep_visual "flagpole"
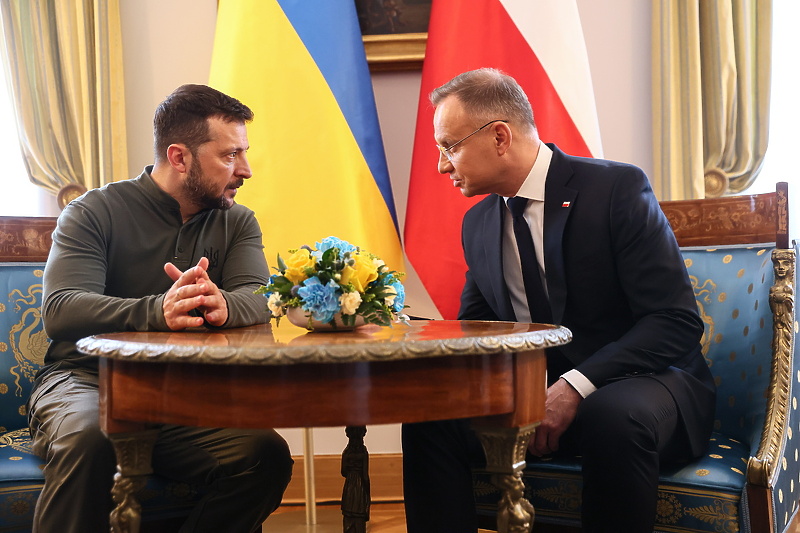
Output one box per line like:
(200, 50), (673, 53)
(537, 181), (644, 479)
(303, 428), (317, 525)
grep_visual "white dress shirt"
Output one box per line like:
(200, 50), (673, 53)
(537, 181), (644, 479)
(502, 142), (596, 398)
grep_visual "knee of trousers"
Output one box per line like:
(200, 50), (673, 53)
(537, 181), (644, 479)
(401, 420), (475, 454)
(235, 430), (294, 488)
(44, 421), (116, 483)
(574, 388), (662, 457)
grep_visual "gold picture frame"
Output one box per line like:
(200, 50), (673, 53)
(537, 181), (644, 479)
(363, 32), (426, 72)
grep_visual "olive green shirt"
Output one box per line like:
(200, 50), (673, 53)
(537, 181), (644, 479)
(39, 166), (270, 376)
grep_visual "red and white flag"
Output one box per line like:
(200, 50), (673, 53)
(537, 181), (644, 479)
(403, 0), (603, 320)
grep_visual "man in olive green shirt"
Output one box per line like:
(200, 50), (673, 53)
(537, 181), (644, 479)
(29, 85), (292, 533)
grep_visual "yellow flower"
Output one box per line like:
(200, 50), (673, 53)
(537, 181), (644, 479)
(284, 248), (314, 285)
(341, 253), (379, 292)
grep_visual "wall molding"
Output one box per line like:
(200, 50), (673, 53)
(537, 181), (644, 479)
(283, 453), (403, 504)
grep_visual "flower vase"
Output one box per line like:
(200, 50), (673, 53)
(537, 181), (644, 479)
(285, 307), (365, 332)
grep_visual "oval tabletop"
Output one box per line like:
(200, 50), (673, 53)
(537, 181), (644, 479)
(77, 320), (572, 366)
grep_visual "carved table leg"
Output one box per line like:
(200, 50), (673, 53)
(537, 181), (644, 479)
(341, 425), (370, 533)
(473, 424), (538, 533)
(107, 429), (159, 533)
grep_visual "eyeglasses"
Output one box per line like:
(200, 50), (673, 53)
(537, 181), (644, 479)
(436, 119), (508, 162)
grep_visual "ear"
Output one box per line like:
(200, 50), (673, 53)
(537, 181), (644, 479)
(493, 122), (512, 156)
(166, 144), (191, 174)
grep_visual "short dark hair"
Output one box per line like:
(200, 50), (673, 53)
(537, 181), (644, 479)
(430, 68), (536, 131)
(153, 84), (254, 162)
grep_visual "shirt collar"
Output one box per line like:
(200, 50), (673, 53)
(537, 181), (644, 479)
(138, 165), (185, 223)
(507, 141), (552, 202)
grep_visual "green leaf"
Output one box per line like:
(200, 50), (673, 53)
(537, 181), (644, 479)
(321, 247), (338, 265)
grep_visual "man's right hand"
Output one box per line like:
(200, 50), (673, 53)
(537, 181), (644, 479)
(528, 378), (582, 456)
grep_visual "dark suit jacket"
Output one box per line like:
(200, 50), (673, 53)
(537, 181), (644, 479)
(458, 144), (716, 455)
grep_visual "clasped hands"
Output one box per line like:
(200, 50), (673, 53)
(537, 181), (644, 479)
(162, 257), (228, 330)
(527, 378), (582, 457)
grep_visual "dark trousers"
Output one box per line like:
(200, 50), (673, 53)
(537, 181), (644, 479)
(28, 368), (294, 533)
(402, 376), (695, 533)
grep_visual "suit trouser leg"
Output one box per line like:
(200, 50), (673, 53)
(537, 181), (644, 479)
(402, 419), (484, 533)
(568, 377), (688, 533)
(28, 368), (293, 533)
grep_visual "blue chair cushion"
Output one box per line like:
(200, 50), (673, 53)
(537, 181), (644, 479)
(0, 429), (42, 531)
(0, 429), (40, 484)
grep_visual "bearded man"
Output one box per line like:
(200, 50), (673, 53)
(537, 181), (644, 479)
(29, 84), (292, 533)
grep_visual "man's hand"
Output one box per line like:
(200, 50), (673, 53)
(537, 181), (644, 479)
(528, 378), (582, 456)
(162, 257), (228, 330)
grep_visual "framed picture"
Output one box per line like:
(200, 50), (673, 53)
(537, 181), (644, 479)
(356, 0), (431, 71)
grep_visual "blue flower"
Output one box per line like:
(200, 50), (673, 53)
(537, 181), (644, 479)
(389, 281), (406, 313)
(316, 236), (357, 256)
(298, 277), (341, 323)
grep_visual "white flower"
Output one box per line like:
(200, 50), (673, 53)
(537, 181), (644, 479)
(384, 285), (397, 307)
(267, 292), (285, 317)
(339, 291), (362, 315)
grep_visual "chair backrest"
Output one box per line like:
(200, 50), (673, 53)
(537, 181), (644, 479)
(661, 184), (787, 248)
(0, 216), (56, 432)
(660, 183), (789, 449)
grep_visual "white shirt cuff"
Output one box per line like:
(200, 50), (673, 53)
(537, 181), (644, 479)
(561, 369), (597, 398)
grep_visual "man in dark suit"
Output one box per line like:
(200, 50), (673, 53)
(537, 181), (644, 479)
(402, 68), (716, 532)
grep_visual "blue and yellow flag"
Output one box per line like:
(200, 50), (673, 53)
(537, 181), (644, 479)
(209, 0), (403, 270)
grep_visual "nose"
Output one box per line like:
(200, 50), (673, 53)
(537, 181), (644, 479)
(437, 152), (454, 174)
(237, 151), (252, 179)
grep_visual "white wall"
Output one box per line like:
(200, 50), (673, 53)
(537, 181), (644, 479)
(118, 0), (652, 454)
(119, 0), (218, 177)
(577, 0), (652, 176)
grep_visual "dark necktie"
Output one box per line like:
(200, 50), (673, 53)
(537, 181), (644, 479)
(507, 196), (552, 324)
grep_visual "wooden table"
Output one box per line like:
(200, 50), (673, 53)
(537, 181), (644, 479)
(76, 320), (571, 533)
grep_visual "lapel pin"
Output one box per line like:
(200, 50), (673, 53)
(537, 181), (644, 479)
(562, 201), (571, 208)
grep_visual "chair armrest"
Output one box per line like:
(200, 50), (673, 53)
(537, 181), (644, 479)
(746, 246), (797, 531)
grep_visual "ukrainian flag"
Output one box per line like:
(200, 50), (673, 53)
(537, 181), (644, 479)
(209, 0), (403, 271)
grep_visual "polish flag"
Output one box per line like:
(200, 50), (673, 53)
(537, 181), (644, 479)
(403, 0), (603, 320)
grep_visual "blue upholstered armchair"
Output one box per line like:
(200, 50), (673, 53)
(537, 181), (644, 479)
(0, 217), (201, 533)
(474, 185), (800, 532)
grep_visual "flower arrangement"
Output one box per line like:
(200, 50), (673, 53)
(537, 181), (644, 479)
(256, 236), (408, 330)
